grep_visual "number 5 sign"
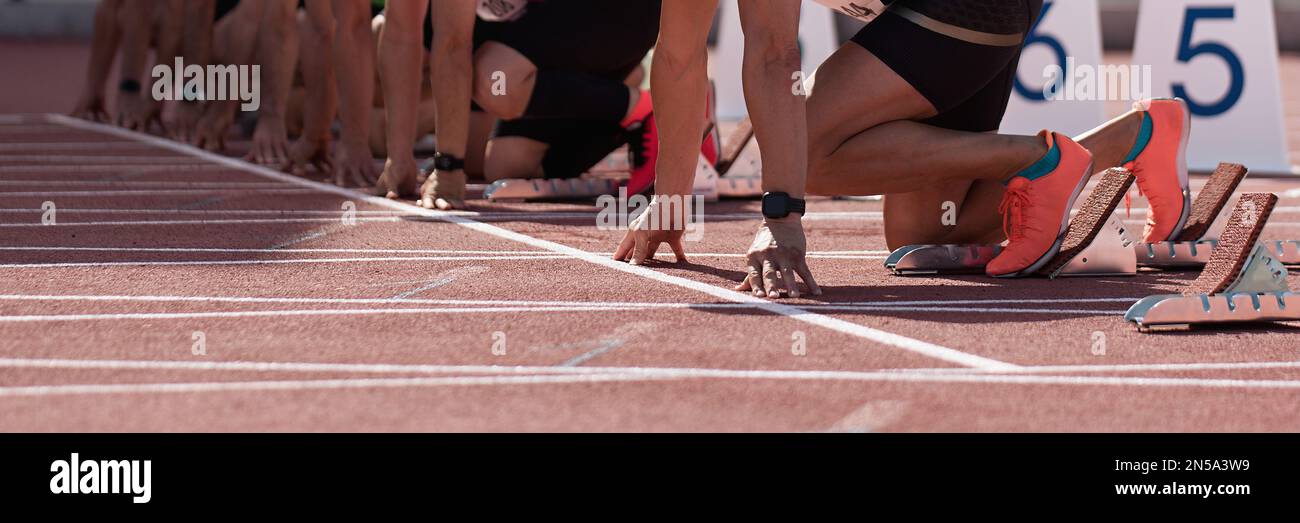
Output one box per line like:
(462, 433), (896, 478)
(1000, 0), (1106, 137)
(1133, 0), (1293, 174)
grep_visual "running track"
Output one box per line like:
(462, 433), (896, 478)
(2, 112), (1300, 432)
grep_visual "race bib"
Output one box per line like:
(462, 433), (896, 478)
(478, 0), (527, 22)
(812, 0), (893, 23)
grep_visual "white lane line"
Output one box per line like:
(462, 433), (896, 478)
(47, 113), (1016, 371)
(0, 255), (568, 269)
(0, 217), (402, 228)
(8, 367), (1300, 397)
(0, 247), (549, 255)
(0, 244), (887, 258)
(0, 294), (748, 307)
(0, 293), (1135, 308)
(558, 339), (626, 367)
(0, 155), (207, 164)
(0, 165), (229, 173)
(0, 306), (654, 323)
(0, 188), (319, 197)
(0, 373), (681, 397)
(6, 357), (1300, 380)
(898, 360), (1300, 375)
(0, 304), (1115, 322)
(390, 266), (489, 299)
(0, 142), (162, 151)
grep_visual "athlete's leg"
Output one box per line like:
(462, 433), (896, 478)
(72, 0), (124, 122)
(418, 0), (477, 209)
(484, 136), (548, 181)
(113, 0), (160, 131)
(374, 0), (427, 198)
(330, 0), (380, 186)
(170, 0), (216, 143)
(245, 0), (299, 165)
(286, 1), (338, 176)
(645, 0), (715, 197)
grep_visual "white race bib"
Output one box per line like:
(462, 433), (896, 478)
(812, 0), (892, 23)
(478, 0), (527, 22)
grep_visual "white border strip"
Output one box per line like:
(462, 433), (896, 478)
(0, 255), (568, 270)
(46, 114), (1015, 371)
(8, 367), (1300, 397)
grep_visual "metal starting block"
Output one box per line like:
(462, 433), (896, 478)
(1134, 162), (1300, 269)
(1126, 193), (1300, 332)
(482, 177), (620, 202)
(885, 168), (1138, 278)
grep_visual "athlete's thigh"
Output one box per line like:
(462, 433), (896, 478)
(806, 43), (935, 161)
(484, 136), (548, 181)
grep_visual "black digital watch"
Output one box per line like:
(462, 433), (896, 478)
(430, 152), (465, 172)
(761, 191), (806, 219)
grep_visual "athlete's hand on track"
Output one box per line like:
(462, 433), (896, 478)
(192, 105), (234, 152)
(170, 101), (204, 144)
(614, 197), (689, 265)
(245, 117), (290, 165)
(374, 156), (420, 199)
(71, 94), (110, 123)
(114, 94), (163, 133)
(736, 217), (821, 299)
(331, 141), (379, 188)
(420, 170), (467, 210)
(281, 137), (333, 177)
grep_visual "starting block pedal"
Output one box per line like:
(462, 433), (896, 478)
(1125, 193), (1300, 332)
(716, 117), (754, 176)
(1135, 163), (1300, 268)
(483, 177), (620, 202)
(886, 168), (1137, 278)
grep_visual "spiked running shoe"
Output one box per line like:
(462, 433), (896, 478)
(987, 130), (1095, 278)
(1125, 98), (1192, 242)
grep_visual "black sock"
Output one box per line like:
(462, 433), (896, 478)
(524, 70), (630, 121)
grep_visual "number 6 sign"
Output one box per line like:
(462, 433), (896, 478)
(1133, 0), (1293, 174)
(1000, 0), (1106, 137)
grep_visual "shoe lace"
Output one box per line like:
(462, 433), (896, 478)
(999, 182), (1034, 242)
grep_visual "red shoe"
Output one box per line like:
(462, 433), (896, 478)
(987, 131), (1095, 278)
(701, 81), (721, 166)
(1125, 98), (1191, 242)
(623, 90), (658, 196)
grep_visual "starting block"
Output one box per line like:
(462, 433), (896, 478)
(1126, 193), (1300, 332)
(1135, 163), (1300, 268)
(485, 120), (758, 202)
(886, 168), (1138, 278)
(482, 177), (620, 202)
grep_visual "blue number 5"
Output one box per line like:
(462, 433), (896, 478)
(1173, 7), (1244, 117)
(1013, 1), (1068, 102)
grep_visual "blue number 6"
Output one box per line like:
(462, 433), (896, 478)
(1013, 1), (1067, 102)
(1173, 7), (1244, 117)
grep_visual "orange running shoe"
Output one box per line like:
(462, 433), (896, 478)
(987, 130), (1095, 278)
(1124, 98), (1191, 242)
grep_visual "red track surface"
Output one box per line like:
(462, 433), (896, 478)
(2, 43), (1300, 432)
(3, 114), (1300, 432)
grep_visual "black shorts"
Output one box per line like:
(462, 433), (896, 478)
(473, 0), (660, 80)
(495, 119), (628, 180)
(478, 0), (661, 179)
(850, 0), (1044, 132)
(214, 0), (239, 22)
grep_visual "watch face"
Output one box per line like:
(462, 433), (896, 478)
(762, 193), (788, 218)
